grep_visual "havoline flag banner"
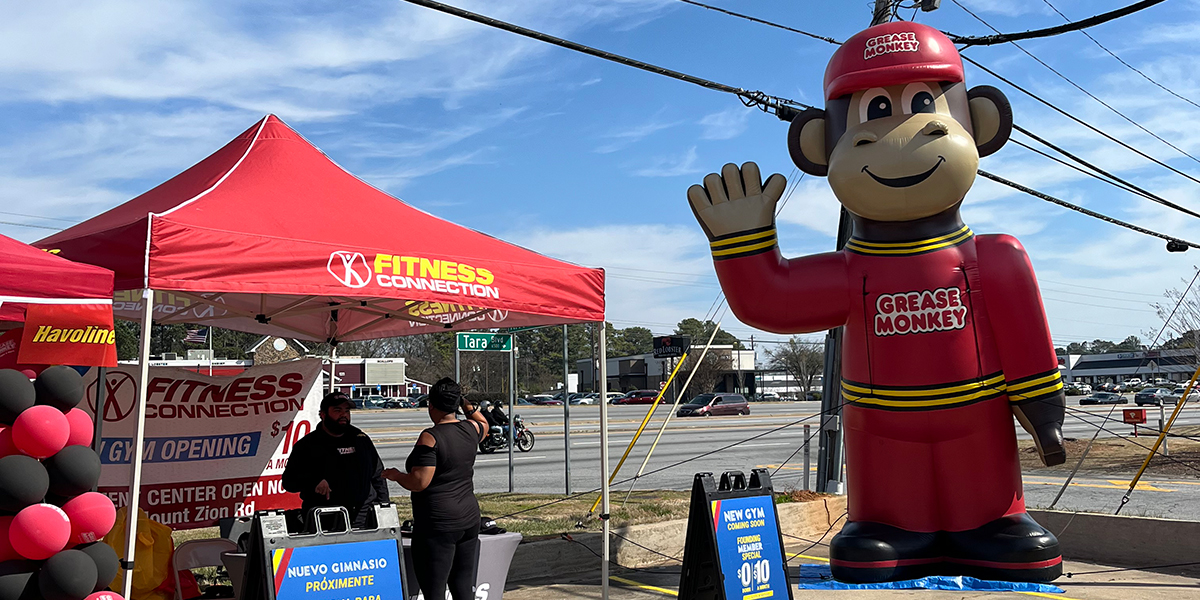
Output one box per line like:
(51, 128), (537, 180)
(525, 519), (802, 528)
(18, 303), (117, 367)
(82, 359), (323, 529)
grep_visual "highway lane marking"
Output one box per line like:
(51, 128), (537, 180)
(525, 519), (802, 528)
(476, 455), (546, 464)
(609, 575), (677, 597)
(787, 552), (828, 562)
(1024, 479), (1175, 492)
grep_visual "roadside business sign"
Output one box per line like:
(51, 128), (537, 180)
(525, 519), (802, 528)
(457, 332), (513, 352)
(1123, 408), (1147, 425)
(654, 335), (691, 359)
(271, 539), (404, 599)
(18, 303), (118, 367)
(679, 470), (793, 600)
(83, 359), (323, 529)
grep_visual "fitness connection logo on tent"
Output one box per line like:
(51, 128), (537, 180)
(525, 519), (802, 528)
(327, 251), (500, 300)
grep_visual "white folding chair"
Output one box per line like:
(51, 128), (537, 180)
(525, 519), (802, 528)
(172, 538), (238, 600)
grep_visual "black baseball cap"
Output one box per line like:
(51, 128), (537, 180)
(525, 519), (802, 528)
(321, 391), (353, 411)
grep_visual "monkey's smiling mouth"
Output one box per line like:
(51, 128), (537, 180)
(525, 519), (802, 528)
(862, 156), (946, 188)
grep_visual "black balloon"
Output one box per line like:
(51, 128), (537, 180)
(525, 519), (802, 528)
(39, 550), (98, 600)
(34, 367), (84, 413)
(75, 543), (118, 593)
(44, 446), (100, 498)
(0, 456), (48, 512)
(0, 560), (40, 600)
(0, 371), (35, 425)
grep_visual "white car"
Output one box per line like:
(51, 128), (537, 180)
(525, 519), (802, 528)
(1124, 378), (1144, 388)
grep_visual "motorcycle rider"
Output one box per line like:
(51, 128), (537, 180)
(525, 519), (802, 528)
(484, 401), (509, 432)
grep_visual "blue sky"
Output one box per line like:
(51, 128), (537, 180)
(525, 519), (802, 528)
(3, 0), (1200, 351)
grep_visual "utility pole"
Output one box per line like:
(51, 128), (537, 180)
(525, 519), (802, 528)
(817, 0), (904, 495)
(871, 0), (893, 25)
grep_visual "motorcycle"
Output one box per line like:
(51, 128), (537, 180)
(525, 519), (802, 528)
(479, 415), (535, 454)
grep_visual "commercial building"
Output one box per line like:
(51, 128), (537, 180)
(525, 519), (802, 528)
(1059, 349), (1197, 385)
(575, 345), (757, 396)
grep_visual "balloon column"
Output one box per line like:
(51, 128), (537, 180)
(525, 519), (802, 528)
(0, 367), (122, 600)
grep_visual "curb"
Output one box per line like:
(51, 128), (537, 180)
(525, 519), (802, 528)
(1030, 509), (1200, 576)
(507, 496), (847, 582)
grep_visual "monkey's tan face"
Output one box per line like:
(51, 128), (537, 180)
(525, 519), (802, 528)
(828, 82), (979, 222)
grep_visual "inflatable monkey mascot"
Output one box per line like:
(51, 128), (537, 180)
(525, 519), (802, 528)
(687, 23), (1065, 583)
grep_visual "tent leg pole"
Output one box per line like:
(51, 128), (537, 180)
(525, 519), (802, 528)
(329, 344), (337, 394)
(91, 366), (106, 459)
(598, 322), (609, 600)
(563, 324), (571, 495)
(122, 289), (154, 600)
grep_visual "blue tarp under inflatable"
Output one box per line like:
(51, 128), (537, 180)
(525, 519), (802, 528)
(795, 564), (1064, 593)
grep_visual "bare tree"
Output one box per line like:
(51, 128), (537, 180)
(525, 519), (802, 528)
(767, 337), (825, 393)
(679, 350), (732, 399)
(1153, 269), (1200, 344)
(1151, 269), (1200, 380)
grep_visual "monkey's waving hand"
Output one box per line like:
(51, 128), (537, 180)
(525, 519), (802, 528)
(687, 162), (787, 241)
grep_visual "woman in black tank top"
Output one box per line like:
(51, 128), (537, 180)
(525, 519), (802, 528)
(385, 378), (489, 600)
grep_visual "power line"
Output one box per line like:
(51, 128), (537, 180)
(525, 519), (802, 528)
(0, 210), (80, 223)
(945, 0), (1169, 47)
(978, 169), (1199, 250)
(398, 0), (810, 119)
(675, 0), (840, 45)
(1013, 124), (1200, 220)
(406, 0), (1197, 253)
(1010, 138), (1160, 204)
(964, 55), (1200, 189)
(0, 220), (63, 231)
(673, 1), (1200, 247)
(1039, 0), (1200, 112)
(951, 0), (1200, 169)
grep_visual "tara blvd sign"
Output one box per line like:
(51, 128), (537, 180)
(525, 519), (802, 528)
(456, 332), (513, 352)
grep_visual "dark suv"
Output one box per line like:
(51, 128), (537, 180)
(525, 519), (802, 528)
(676, 393), (750, 417)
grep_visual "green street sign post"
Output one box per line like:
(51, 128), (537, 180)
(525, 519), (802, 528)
(454, 331), (517, 493)
(456, 332), (513, 352)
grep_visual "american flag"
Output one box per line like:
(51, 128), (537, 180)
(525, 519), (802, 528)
(183, 328), (208, 344)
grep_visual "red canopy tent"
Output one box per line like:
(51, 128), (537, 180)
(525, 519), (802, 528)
(37, 115), (604, 341)
(0, 232), (113, 325)
(35, 115), (611, 597)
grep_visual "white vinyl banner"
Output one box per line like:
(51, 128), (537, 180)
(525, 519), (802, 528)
(83, 359), (323, 529)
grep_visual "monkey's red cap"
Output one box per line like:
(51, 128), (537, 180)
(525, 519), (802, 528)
(824, 22), (964, 100)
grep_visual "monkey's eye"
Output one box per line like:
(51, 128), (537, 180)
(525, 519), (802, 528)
(901, 82), (940, 116)
(867, 95), (892, 121)
(910, 91), (935, 114)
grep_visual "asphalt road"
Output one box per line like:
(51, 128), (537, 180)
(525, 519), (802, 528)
(352, 399), (1200, 519)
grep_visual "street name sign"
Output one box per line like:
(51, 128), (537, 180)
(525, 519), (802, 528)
(457, 332), (513, 352)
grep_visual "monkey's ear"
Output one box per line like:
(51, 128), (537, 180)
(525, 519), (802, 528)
(967, 85), (1013, 157)
(787, 108), (829, 177)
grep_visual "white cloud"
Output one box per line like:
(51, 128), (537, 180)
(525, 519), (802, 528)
(775, 176), (842, 235)
(512, 223), (721, 333)
(633, 147), (701, 177)
(594, 116), (680, 154)
(698, 108), (750, 140)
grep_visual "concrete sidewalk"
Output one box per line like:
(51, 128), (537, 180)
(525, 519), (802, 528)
(503, 548), (1200, 600)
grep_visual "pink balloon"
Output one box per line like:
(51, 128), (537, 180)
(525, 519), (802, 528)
(9, 503), (70, 560)
(0, 425), (15, 457)
(64, 408), (94, 447)
(0, 515), (18, 562)
(12, 404), (69, 458)
(63, 492), (116, 545)
(86, 593), (125, 600)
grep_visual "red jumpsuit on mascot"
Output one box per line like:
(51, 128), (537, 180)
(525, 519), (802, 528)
(690, 23), (1066, 584)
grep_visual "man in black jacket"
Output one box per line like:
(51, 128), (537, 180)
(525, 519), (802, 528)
(282, 391), (388, 528)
